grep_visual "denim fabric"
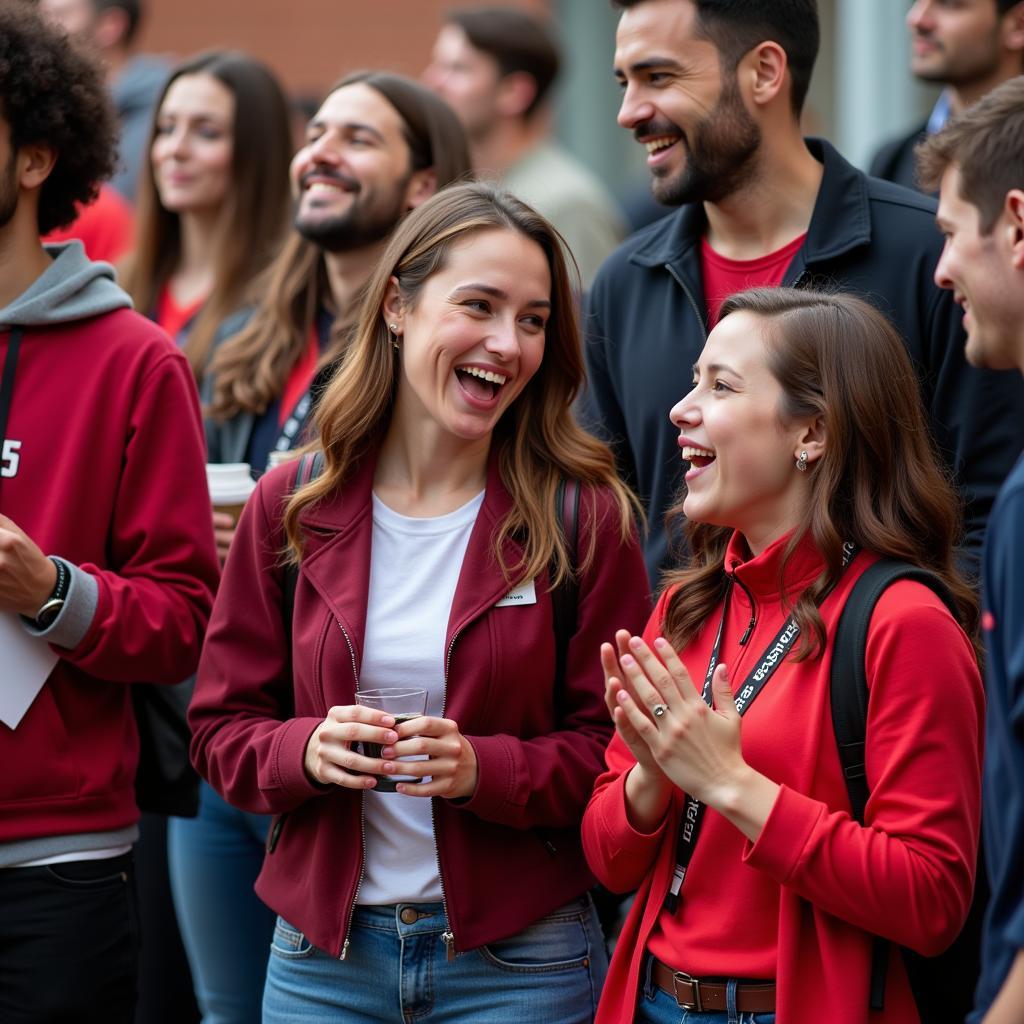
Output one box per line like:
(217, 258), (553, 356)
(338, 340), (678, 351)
(636, 956), (776, 1024)
(263, 895), (608, 1022)
(0, 852), (139, 1023)
(167, 781), (275, 1024)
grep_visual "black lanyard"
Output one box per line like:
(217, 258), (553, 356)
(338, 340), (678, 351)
(271, 388), (314, 458)
(663, 542), (857, 912)
(0, 328), (24, 506)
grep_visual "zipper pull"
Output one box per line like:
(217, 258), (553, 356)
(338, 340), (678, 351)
(339, 938), (350, 962)
(442, 931), (456, 962)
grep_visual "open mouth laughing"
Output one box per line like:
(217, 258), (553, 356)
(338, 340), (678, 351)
(454, 363), (509, 405)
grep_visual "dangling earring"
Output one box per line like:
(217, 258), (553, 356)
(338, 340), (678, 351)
(389, 323), (400, 351)
(796, 450), (808, 472)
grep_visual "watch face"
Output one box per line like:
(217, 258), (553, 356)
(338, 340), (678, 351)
(35, 600), (64, 630)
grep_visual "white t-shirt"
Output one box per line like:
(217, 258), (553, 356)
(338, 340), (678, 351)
(356, 490), (484, 906)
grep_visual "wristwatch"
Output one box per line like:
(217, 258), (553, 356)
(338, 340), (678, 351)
(31, 557), (69, 630)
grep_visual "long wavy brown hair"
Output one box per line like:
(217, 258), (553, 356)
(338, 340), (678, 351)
(121, 50), (293, 379)
(663, 288), (980, 661)
(205, 70), (472, 423)
(283, 182), (640, 583)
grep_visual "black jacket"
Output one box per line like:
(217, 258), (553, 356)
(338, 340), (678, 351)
(581, 138), (1024, 583)
(869, 120), (929, 193)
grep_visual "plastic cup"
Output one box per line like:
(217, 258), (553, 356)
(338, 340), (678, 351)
(355, 687), (427, 793)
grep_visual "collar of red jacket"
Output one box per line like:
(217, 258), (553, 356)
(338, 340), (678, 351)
(723, 527), (827, 602)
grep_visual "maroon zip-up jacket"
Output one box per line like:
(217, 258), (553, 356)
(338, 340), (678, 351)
(189, 450), (650, 958)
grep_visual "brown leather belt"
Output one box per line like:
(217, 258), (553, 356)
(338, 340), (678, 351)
(651, 958), (776, 1013)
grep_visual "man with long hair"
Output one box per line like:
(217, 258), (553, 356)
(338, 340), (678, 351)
(0, 6), (217, 1020)
(919, 75), (1024, 1024)
(202, 71), (471, 515)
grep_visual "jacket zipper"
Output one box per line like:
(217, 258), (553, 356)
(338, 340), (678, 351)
(666, 264), (708, 341)
(433, 629), (464, 963)
(336, 618), (367, 962)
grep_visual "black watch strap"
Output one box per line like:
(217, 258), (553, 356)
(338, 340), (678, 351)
(48, 557), (70, 603)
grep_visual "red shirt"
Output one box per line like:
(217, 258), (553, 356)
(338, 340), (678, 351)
(583, 531), (983, 1024)
(701, 233), (807, 328)
(278, 324), (320, 427)
(43, 186), (135, 265)
(154, 286), (206, 345)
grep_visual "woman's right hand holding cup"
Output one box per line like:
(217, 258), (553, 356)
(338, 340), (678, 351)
(303, 705), (399, 789)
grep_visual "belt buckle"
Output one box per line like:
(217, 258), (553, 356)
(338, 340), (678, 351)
(672, 971), (703, 1012)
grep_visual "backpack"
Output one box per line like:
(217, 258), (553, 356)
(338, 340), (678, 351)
(830, 559), (986, 1023)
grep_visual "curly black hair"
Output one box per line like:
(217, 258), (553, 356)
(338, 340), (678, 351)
(0, 2), (119, 233)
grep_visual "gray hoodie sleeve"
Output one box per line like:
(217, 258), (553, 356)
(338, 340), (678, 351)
(20, 557), (98, 650)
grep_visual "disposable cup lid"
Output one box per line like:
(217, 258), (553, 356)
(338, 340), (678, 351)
(207, 463), (255, 504)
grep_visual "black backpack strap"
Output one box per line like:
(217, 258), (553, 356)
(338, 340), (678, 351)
(830, 559), (959, 1012)
(283, 452), (325, 640)
(551, 479), (581, 724)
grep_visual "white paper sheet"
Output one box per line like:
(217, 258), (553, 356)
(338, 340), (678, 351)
(0, 613), (58, 729)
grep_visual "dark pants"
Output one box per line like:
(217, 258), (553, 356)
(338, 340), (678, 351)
(134, 814), (199, 1024)
(0, 852), (139, 1023)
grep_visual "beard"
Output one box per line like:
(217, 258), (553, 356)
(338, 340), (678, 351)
(294, 171), (411, 253)
(646, 80), (762, 207)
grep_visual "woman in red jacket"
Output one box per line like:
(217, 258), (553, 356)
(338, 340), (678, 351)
(582, 288), (984, 1024)
(188, 182), (650, 1022)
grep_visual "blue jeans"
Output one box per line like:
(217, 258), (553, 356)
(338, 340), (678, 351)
(263, 895), (608, 1022)
(167, 781), (276, 1024)
(636, 957), (776, 1024)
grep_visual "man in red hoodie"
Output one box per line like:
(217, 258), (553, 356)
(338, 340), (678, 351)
(0, 7), (218, 1021)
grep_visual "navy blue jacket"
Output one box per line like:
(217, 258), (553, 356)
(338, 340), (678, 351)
(971, 452), (1024, 1021)
(869, 120), (929, 193)
(581, 138), (1024, 582)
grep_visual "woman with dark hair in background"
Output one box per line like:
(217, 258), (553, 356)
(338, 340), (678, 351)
(117, 49), (293, 1024)
(189, 182), (650, 1022)
(121, 49), (292, 380)
(583, 289), (985, 1024)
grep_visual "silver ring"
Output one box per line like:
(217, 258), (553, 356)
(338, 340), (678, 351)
(652, 703), (668, 718)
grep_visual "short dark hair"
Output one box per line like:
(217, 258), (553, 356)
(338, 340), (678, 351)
(0, 2), (118, 233)
(917, 76), (1024, 234)
(611, 0), (820, 116)
(94, 0), (143, 45)
(446, 6), (561, 116)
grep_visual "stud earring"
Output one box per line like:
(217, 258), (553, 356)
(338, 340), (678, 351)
(796, 450), (808, 472)
(389, 323), (398, 333)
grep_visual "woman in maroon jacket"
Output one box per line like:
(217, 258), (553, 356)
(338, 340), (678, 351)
(582, 288), (984, 1024)
(188, 182), (650, 1023)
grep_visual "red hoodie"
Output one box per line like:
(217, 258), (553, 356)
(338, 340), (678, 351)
(582, 531), (983, 1024)
(0, 243), (218, 851)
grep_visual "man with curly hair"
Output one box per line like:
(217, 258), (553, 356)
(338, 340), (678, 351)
(0, 6), (218, 1020)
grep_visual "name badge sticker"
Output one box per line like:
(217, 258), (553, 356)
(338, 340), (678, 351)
(495, 578), (537, 607)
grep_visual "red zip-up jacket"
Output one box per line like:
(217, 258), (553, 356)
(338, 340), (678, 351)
(189, 450), (651, 958)
(583, 532), (984, 1024)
